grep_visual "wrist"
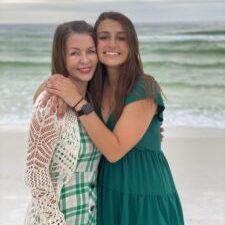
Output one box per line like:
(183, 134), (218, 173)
(72, 96), (85, 109)
(74, 98), (87, 111)
(74, 100), (94, 117)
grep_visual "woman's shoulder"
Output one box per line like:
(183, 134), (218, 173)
(125, 75), (161, 105)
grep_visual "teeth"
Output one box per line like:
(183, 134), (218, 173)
(104, 51), (120, 55)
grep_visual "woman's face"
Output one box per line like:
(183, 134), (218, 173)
(65, 33), (98, 84)
(96, 19), (129, 68)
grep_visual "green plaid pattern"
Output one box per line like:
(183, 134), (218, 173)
(59, 121), (101, 225)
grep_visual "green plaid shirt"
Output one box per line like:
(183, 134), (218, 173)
(59, 121), (101, 225)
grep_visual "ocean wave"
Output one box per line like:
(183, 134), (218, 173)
(180, 30), (225, 36)
(1, 109), (225, 128)
(139, 35), (225, 43)
(0, 61), (49, 67)
(164, 110), (225, 128)
(159, 82), (225, 89)
(141, 47), (225, 55)
(144, 60), (225, 69)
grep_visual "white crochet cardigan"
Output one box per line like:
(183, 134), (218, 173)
(24, 92), (80, 225)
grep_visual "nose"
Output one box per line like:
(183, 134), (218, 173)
(108, 36), (116, 48)
(80, 52), (89, 64)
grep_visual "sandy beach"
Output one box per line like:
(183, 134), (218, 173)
(0, 125), (224, 225)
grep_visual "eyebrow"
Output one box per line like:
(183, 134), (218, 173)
(97, 31), (126, 35)
(68, 46), (96, 50)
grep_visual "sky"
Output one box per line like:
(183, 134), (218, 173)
(0, 0), (225, 24)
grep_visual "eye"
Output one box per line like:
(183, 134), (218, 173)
(88, 49), (97, 54)
(117, 36), (127, 41)
(98, 35), (109, 40)
(70, 51), (79, 56)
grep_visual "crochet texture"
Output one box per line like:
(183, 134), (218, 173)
(24, 92), (80, 225)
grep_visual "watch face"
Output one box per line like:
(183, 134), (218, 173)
(77, 103), (93, 117)
(82, 103), (93, 114)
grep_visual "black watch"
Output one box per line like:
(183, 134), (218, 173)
(75, 102), (94, 117)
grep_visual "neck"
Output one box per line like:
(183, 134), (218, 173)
(106, 66), (120, 87)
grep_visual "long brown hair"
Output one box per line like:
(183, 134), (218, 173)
(90, 11), (161, 120)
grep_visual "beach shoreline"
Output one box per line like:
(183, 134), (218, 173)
(1, 125), (225, 225)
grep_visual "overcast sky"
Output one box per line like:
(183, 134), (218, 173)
(1, 0), (225, 24)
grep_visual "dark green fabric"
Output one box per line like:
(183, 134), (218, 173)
(97, 79), (184, 225)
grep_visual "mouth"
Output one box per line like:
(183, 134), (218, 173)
(103, 51), (121, 56)
(77, 66), (92, 73)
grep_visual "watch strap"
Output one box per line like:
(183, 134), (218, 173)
(75, 102), (93, 117)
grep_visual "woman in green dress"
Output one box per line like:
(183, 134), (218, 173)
(46, 12), (184, 225)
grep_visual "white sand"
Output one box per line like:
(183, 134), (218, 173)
(0, 125), (225, 225)
(162, 127), (225, 225)
(0, 125), (29, 225)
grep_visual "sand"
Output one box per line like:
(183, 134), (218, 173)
(162, 127), (225, 225)
(0, 125), (225, 225)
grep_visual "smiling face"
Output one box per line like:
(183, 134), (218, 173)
(96, 19), (129, 68)
(65, 33), (98, 84)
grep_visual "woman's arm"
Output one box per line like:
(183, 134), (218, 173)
(25, 93), (66, 224)
(46, 76), (157, 163)
(33, 80), (47, 103)
(78, 98), (156, 163)
(33, 78), (68, 118)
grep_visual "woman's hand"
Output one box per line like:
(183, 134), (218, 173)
(57, 97), (68, 118)
(46, 75), (82, 108)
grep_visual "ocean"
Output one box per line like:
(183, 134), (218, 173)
(0, 22), (225, 128)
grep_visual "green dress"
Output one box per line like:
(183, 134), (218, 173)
(97, 79), (184, 225)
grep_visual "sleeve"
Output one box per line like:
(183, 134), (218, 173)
(24, 92), (66, 225)
(125, 79), (165, 122)
(155, 93), (165, 122)
(125, 79), (146, 105)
